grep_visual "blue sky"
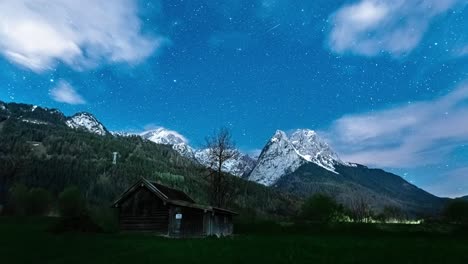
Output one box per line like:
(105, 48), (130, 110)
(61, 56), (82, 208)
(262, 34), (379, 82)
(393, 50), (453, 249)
(0, 0), (467, 197)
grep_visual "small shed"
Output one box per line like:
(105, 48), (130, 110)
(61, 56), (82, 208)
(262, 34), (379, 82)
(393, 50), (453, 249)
(112, 178), (237, 237)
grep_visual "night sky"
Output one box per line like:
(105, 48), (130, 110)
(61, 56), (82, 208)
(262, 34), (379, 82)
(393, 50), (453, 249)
(0, 0), (467, 197)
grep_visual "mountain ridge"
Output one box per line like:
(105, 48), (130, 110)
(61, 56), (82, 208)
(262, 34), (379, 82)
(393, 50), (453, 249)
(0, 99), (453, 215)
(248, 129), (352, 186)
(0, 99), (298, 217)
(248, 129), (445, 215)
(139, 127), (256, 177)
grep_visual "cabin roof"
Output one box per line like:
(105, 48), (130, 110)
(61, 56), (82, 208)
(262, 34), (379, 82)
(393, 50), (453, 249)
(149, 181), (195, 203)
(112, 178), (238, 215)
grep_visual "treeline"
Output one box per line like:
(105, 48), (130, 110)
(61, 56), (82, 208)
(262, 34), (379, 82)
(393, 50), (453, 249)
(299, 193), (468, 224)
(6, 183), (116, 233)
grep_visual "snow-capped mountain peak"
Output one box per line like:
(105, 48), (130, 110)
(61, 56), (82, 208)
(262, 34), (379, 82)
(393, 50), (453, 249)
(248, 130), (304, 186)
(270, 130), (288, 143)
(66, 112), (108, 136)
(140, 127), (188, 145)
(193, 149), (256, 178)
(248, 129), (345, 186)
(289, 129), (344, 171)
(140, 127), (254, 177)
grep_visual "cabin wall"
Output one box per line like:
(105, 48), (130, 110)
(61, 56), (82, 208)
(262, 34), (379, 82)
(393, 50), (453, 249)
(118, 186), (169, 233)
(205, 213), (234, 236)
(168, 206), (205, 237)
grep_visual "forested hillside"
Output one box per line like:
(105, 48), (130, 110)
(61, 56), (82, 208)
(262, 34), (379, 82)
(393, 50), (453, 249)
(0, 101), (299, 218)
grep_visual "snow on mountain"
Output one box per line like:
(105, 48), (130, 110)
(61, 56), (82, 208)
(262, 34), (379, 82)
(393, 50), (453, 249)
(248, 130), (305, 186)
(193, 149), (256, 177)
(140, 128), (197, 159)
(111, 131), (134, 137)
(141, 127), (255, 177)
(140, 128), (188, 145)
(66, 112), (108, 136)
(21, 119), (48, 125)
(248, 129), (347, 186)
(289, 129), (346, 172)
(173, 143), (196, 159)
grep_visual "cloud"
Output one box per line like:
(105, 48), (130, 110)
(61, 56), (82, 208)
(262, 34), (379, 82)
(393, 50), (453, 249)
(328, 0), (465, 56)
(425, 167), (468, 198)
(325, 82), (468, 168)
(0, 0), (165, 72)
(49, 81), (86, 105)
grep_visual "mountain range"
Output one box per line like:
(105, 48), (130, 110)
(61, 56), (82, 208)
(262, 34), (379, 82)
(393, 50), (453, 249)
(0, 100), (298, 217)
(0, 100), (450, 215)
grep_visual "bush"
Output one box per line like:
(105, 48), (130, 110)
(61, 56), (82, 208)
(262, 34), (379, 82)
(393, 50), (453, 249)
(9, 185), (53, 216)
(9, 184), (29, 216)
(48, 214), (103, 234)
(89, 206), (119, 233)
(378, 205), (406, 223)
(58, 186), (86, 218)
(26, 188), (52, 216)
(301, 194), (344, 223)
(443, 200), (468, 224)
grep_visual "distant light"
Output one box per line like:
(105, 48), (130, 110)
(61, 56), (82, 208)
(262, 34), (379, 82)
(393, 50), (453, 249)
(173, 79), (177, 83)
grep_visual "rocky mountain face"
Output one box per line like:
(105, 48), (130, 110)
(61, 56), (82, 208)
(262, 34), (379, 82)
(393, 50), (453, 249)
(140, 128), (188, 145)
(0, 101), (67, 126)
(139, 127), (256, 177)
(193, 149), (256, 178)
(248, 129), (351, 186)
(66, 112), (108, 136)
(0, 101), (109, 136)
(248, 129), (443, 215)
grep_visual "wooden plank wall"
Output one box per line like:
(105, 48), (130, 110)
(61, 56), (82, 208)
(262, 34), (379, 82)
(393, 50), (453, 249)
(118, 186), (169, 233)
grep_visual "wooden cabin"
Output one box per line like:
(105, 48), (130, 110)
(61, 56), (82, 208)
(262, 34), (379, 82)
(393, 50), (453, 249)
(112, 178), (237, 237)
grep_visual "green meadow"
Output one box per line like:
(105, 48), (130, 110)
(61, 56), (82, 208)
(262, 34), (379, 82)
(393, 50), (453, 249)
(2, 217), (468, 264)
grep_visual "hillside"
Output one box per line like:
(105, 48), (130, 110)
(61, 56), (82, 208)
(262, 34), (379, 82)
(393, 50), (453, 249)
(0, 101), (299, 218)
(275, 163), (444, 216)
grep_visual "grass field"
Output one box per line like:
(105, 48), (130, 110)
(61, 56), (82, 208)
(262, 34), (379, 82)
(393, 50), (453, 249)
(1, 217), (468, 264)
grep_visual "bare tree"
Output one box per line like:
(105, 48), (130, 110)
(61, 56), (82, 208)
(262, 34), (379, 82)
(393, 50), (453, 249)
(348, 192), (373, 223)
(204, 127), (239, 208)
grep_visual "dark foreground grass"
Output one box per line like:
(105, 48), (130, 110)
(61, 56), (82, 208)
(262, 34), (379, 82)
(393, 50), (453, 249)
(1, 217), (468, 264)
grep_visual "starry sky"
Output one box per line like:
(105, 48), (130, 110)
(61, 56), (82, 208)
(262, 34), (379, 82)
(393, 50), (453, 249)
(0, 0), (467, 197)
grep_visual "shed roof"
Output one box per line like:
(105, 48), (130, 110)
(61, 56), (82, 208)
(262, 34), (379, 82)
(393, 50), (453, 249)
(149, 181), (195, 203)
(112, 178), (238, 215)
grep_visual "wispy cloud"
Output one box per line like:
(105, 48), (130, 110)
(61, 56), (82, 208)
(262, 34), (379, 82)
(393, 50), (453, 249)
(0, 0), (166, 72)
(328, 0), (465, 56)
(325, 82), (468, 168)
(425, 167), (468, 198)
(49, 81), (86, 105)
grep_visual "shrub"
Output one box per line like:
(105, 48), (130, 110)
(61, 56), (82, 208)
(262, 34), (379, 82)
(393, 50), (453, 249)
(26, 188), (52, 216)
(301, 194), (344, 223)
(9, 184), (29, 216)
(49, 214), (103, 234)
(89, 206), (119, 233)
(379, 205), (406, 223)
(58, 186), (86, 218)
(443, 200), (468, 224)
